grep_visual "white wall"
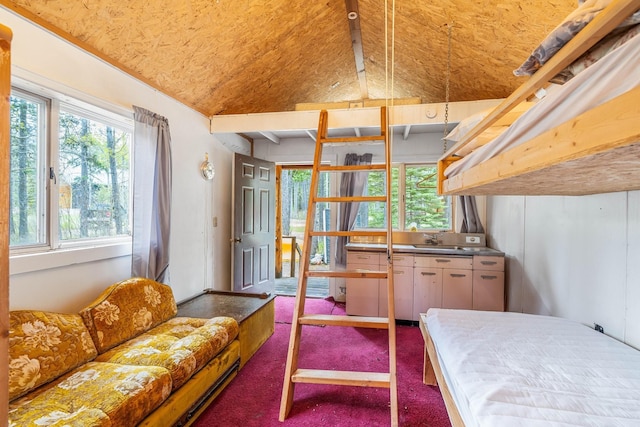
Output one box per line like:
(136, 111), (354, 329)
(487, 191), (640, 349)
(3, 8), (234, 312)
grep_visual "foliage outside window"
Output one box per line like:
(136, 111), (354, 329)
(354, 164), (451, 231)
(9, 87), (132, 251)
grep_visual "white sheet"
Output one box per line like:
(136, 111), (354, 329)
(426, 309), (640, 427)
(445, 30), (640, 178)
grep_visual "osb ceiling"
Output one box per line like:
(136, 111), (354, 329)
(2, 0), (575, 116)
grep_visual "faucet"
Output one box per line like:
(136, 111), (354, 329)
(423, 233), (439, 245)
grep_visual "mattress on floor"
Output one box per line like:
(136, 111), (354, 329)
(426, 309), (640, 427)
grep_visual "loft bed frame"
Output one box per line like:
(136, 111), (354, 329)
(437, 0), (640, 196)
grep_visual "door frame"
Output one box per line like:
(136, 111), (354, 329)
(275, 164), (313, 278)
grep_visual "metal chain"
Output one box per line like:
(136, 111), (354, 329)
(443, 23), (453, 154)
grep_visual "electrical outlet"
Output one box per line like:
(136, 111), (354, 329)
(466, 236), (480, 244)
(594, 323), (604, 333)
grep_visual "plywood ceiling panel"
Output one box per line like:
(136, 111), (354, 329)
(1, 0), (576, 116)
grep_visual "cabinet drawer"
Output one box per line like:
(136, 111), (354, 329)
(347, 251), (381, 266)
(414, 255), (472, 269)
(473, 256), (504, 271)
(391, 254), (413, 267)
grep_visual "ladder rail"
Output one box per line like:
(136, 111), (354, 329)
(383, 106), (399, 427)
(279, 110), (327, 420)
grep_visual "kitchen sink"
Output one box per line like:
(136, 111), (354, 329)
(412, 245), (460, 251)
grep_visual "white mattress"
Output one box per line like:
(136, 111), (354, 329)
(445, 29), (640, 178)
(426, 309), (640, 427)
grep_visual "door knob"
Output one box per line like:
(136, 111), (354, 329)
(231, 237), (242, 243)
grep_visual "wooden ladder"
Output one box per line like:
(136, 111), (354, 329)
(279, 107), (398, 426)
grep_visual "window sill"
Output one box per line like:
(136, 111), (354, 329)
(10, 241), (132, 275)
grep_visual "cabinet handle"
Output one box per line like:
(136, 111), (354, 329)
(481, 260), (497, 265)
(421, 272), (436, 276)
(449, 273), (466, 278)
(393, 256), (405, 261)
(481, 275), (498, 280)
(435, 259), (451, 263)
(393, 270), (404, 275)
(357, 256), (370, 260)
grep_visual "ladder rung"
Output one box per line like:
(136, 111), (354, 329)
(308, 230), (387, 237)
(314, 196), (386, 203)
(306, 269), (388, 278)
(291, 369), (391, 388)
(319, 135), (386, 144)
(299, 314), (389, 329)
(318, 164), (386, 172)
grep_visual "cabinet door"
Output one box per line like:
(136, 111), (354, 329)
(442, 268), (473, 309)
(473, 270), (505, 311)
(380, 265), (413, 320)
(413, 267), (443, 321)
(346, 252), (381, 316)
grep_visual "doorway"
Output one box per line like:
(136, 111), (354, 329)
(275, 165), (330, 298)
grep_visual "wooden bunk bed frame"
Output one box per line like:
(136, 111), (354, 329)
(437, 0), (640, 196)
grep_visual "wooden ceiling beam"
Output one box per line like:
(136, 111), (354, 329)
(345, 0), (368, 100)
(260, 131), (281, 144)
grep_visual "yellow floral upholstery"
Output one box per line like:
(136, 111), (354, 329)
(79, 278), (178, 353)
(10, 279), (241, 427)
(96, 316), (239, 390)
(9, 311), (98, 401)
(9, 362), (172, 427)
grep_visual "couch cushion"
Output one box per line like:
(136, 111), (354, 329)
(9, 311), (98, 401)
(95, 316), (239, 390)
(79, 278), (178, 353)
(9, 362), (172, 427)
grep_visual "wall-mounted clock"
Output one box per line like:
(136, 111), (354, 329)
(200, 154), (215, 180)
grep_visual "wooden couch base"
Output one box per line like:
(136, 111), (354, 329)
(139, 339), (241, 427)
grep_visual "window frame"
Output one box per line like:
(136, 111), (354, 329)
(354, 162), (454, 232)
(9, 82), (134, 258)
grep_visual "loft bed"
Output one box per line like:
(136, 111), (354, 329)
(437, 0), (640, 196)
(422, 309), (640, 427)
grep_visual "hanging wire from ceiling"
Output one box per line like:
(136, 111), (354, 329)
(384, 0), (396, 111)
(443, 23), (453, 154)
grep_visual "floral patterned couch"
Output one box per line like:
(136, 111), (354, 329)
(8, 278), (240, 427)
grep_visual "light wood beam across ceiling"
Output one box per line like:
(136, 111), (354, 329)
(345, 0), (368, 100)
(260, 131), (281, 144)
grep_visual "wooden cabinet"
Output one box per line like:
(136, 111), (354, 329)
(413, 266), (442, 320)
(345, 251), (382, 316)
(379, 254), (414, 320)
(347, 250), (505, 321)
(442, 267), (473, 309)
(472, 256), (505, 311)
(415, 256), (473, 313)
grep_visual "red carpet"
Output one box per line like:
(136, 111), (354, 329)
(193, 296), (451, 426)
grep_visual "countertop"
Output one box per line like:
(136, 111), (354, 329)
(346, 243), (504, 257)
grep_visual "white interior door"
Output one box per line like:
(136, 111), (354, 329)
(231, 153), (275, 294)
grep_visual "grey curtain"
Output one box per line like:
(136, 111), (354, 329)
(132, 106), (173, 282)
(459, 195), (484, 234)
(335, 153), (373, 265)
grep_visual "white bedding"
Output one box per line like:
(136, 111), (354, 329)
(426, 309), (640, 427)
(445, 29), (640, 178)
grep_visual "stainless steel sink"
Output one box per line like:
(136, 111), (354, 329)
(412, 245), (460, 252)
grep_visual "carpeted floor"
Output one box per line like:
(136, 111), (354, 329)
(193, 296), (451, 427)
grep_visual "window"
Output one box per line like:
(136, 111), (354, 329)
(354, 164), (452, 231)
(9, 86), (132, 252)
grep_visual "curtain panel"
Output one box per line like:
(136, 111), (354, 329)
(335, 153), (373, 266)
(132, 106), (173, 282)
(459, 195), (484, 234)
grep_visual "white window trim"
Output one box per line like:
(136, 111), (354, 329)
(10, 241), (132, 275)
